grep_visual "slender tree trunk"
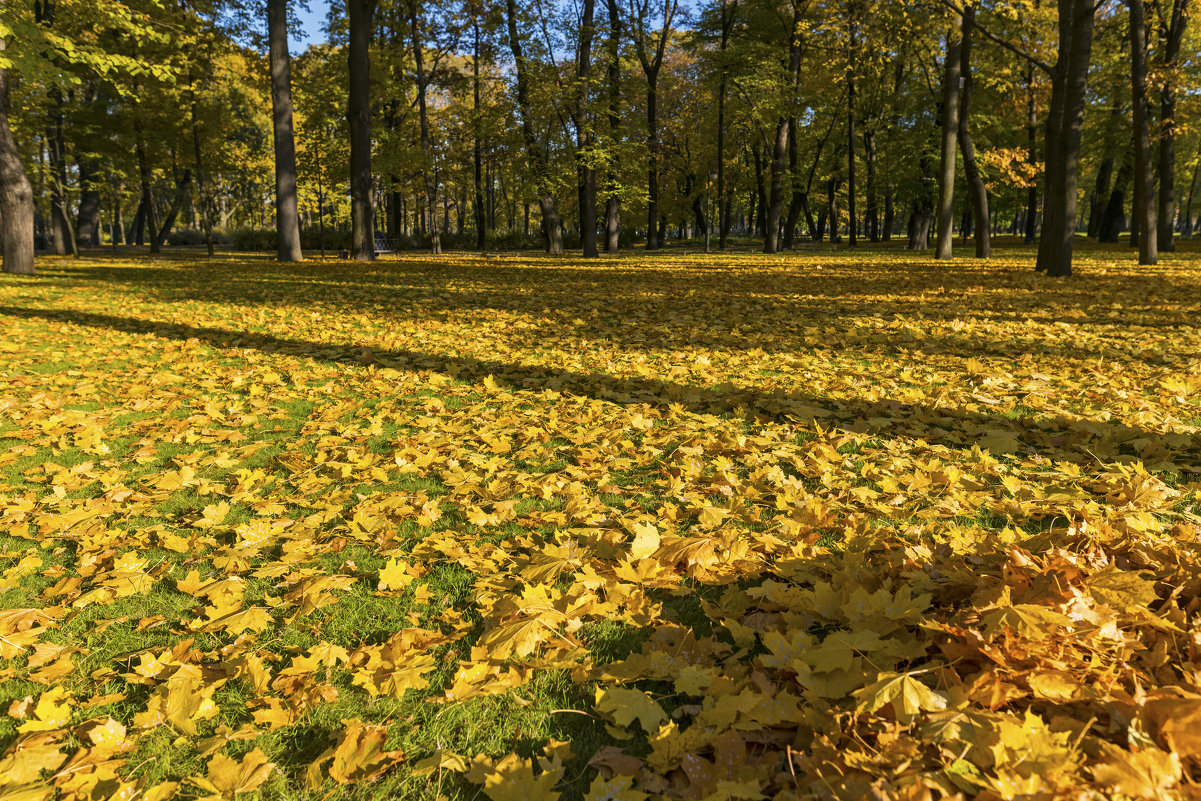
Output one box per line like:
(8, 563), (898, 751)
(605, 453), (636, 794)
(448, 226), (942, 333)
(783, 118), (803, 248)
(1099, 155), (1131, 242)
(189, 87), (215, 256)
(1087, 154), (1113, 238)
(645, 73), (661, 250)
(1023, 65), (1038, 244)
(934, 13), (962, 259)
(717, 1), (736, 249)
(1184, 159), (1199, 238)
(578, 0), (598, 257)
(882, 191), (893, 240)
(1155, 0), (1187, 250)
(603, 0), (622, 252)
(473, 20), (486, 250)
(957, 8), (989, 258)
(268, 0), (303, 261)
(1130, 0), (1157, 265)
(77, 158), (102, 247)
(864, 129), (877, 241)
(765, 0), (804, 253)
(1035, 0), (1096, 277)
(349, 0), (375, 261)
(410, 0), (441, 255)
(846, 14), (857, 248)
(111, 184), (125, 246)
(134, 119), (160, 252)
(0, 37), (35, 275)
(505, 0), (564, 253)
(153, 169), (192, 249)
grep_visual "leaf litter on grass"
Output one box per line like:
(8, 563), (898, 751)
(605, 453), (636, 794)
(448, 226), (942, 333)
(0, 246), (1200, 800)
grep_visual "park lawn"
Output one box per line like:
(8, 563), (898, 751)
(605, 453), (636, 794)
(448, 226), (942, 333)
(0, 242), (1200, 800)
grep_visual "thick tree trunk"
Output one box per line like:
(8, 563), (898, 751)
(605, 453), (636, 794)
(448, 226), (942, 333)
(934, 13), (962, 260)
(1035, 0), (1095, 277)
(578, 0), (598, 257)
(0, 37), (35, 275)
(410, 0), (441, 255)
(716, 1), (736, 249)
(1129, 0), (1157, 265)
(765, 0), (804, 253)
(783, 119), (802, 248)
(957, 8), (989, 258)
(506, 0), (564, 253)
(349, 0), (375, 261)
(268, 0), (304, 261)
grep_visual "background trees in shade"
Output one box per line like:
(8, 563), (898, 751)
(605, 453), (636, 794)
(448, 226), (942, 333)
(1, 0), (1199, 276)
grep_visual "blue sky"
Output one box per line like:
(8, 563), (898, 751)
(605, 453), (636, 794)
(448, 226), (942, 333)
(294, 0), (330, 49)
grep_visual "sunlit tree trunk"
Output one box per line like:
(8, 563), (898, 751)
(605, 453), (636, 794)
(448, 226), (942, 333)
(0, 36), (34, 275)
(1129, 0), (1156, 265)
(958, 7), (989, 258)
(349, 0), (375, 261)
(934, 12), (961, 260)
(268, 0), (304, 261)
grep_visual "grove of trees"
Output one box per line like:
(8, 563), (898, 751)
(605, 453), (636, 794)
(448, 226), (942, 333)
(0, 0), (1198, 277)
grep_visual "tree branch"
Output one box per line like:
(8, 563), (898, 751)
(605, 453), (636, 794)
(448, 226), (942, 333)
(936, 0), (1053, 75)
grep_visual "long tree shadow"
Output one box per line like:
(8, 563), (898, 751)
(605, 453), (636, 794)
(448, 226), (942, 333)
(3, 304), (1196, 471)
(31, 256), (1201, 367)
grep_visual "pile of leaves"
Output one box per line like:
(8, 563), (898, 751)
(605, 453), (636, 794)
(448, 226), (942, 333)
(1, 245), (1199, 800)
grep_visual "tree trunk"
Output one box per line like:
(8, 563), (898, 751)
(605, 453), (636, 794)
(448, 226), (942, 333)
(190, 86), (215, 256)
(77, 158), (102, 247)
(134, 119), (159, 252)
(1023, 65), (1038, 244)
(473, 21), (486, 250)
(765, 0), (804, 253)
(1184, 159), (1199, 238)
(846, 16), (857, 248)
(1035, 0), (1095, 277)
(1129, 0), (1157, 265)
(578, 0), (598, 257)
(603, 0), (622, 253)
(717, 0), (736, 249)
(153, 169), (192, 250)
(410, 0), (441, 255)
(1156, 0), (1187, 251)
(882, 191), (893, 240)
(934, 12), (962, 260)
(645, 73), (661, 250)
(864, 129), (877, 241)
(1087, 154), (1113, 238)
(957, 7), (989, 258)
(505, 0), (564, 253)
(349, 0), (375, 261)
(0, 36), (35, 275)
(1099, 155), (1131, 242)
(268, 0), (303, 261)
(783, 119), (802, 248)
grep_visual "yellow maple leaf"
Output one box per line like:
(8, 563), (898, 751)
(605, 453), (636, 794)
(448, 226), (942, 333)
(378, 557), (412, 591)
(594, 687), (666, 733)
(191, 748), (275, 797)
(479, 753), (561, 801)
(16, 688), (73, 733)
(852, 672), (947, 723)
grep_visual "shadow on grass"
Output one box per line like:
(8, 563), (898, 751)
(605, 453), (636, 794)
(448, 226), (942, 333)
(2, 304), (1196, 471)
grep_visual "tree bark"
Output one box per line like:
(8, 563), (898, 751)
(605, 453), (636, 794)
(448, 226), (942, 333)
(765, 0), (804, 253)
(410, 0), (441, 255)
(1087, 154), (1113, 238)
(845, 13), (857, 248)
(1035, 0), (1095, 277)
(1156, 0), (1187, 251)
(1129, 0), (1157, 265)
(152, 169), (192, 250)
(957, 7), (989, 258)
(716, 0), (736, 249)
(603, 0), (622, 252)
(864, 129), (877, 241)
(190, 84), (214, 256)
(349, 0), (375, 261)
(632, 0), (676, 251)
(506, 0), (564, 253)
(0, 36), (35, 274)
(77, 157), (102, 247)
(473, 20), (486, 250)
(1099, 154), (1131, 242)
(134, 118), (159, 252)
(934, 12), (962, 260)
(1023, 65), (1038, 244)
(577, 0), (598, 257)
(268, 0), (303, 261)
